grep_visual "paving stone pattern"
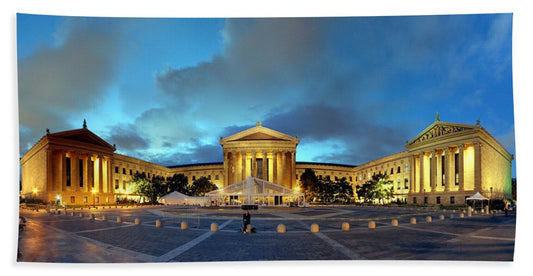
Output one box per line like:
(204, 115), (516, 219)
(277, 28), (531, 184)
(17, 206), (516, 263)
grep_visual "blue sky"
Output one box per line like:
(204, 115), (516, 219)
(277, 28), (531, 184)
(17, 13), (516, 175)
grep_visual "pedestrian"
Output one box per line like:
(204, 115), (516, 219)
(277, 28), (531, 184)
(242, 210), (251, 233)
(504, 201), (509, 217)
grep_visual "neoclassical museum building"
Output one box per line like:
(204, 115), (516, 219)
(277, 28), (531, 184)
(20, 115), (513, 206)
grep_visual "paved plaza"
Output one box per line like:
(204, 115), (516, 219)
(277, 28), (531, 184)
(17, 205), (515, 263)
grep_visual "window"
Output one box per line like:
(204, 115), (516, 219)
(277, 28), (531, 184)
(208, 175), (211, 180)
(66, 157), (71, 187)
(424, 197), (428, 204)
(215, 175), (219, 180)
(123, 181), (126, 190)
(79, 159), (84, 187)
(130, 169), (133, 175)
(397, 166), (401, 173)
(115, 180), (119, 189)
(436, 196), (441, 204)
(349, 176), (353, 182)
(70, 196), (75, 203)
(83, 196), (87, 203)
(404, 164), (408, 172)
(397, 179), (401, 189)
(404, 178), (409, 189)
(115, 166), (119, 173)
(450, 196), (455, 204)
(391, 168), (394, 175)
(413, 197), (417, 204)
(123, 168), (126, 174)
(192, 176), (196, 181)
(95, 197), (99, 203)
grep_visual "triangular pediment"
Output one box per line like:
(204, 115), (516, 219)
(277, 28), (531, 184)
(221, 124), (298, 144)
(407, 120), (478, 147)
(49, 128), (116, 150)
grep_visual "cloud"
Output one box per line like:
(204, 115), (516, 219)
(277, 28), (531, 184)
(105, 124), (149, 151)
(18, 17), (125, 154)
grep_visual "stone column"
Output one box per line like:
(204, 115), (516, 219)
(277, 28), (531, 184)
(272, 151), (278, 184)
(291, 151), (296, 189)
(251, 151), (257, 178)
(223, 151), (229, 186)
(474, 142), (482, 192)
(98, 155), (104, 193)
(106, 156), (112, 193)
(409, 154), (416, 193)
(444, 147), (451, 191)
(419, 151), (424, 194)
(262, 150), (267, 181)
(430, 150), (436, 192)
(458, 145), (465, 192)
(72, 152), (79, 192)
(241, 150), (246, 181)
(281, 151), (287, 186)
(231, 151), (236, 184)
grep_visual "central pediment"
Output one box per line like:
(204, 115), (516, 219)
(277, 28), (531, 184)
(220, 122), (299, 145)
(48, 128), (116, 151)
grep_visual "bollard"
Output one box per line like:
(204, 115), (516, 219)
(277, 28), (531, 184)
(79, 213), (84, 218)
(368, 221), (376, 229)
(181, 221), (189, 230)
(210, 222), (219, 232)
(391, 219), (399, 227)
(310, 223), (320, 233)
(102, 215), (107, 221)
(71, 212), (75, 217)
(426, 216), (432, 223)
(277, 224), (286, 233)
(439, 215), (445, 221)
(156, 220), (162, 228)
(116, 216), (122, 223)
(90, 214), (95, 220)
(467, 207), (472, 217)
(134, 218), (141, 225)
(341, 222), (350, 231)
(410, 217), (417, 224)
(460, 213), (465, 218)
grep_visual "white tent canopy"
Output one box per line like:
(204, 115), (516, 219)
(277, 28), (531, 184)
(466, 192), (489, 201)
(158, 191), (190, 205)
(205, 176), (305, 207)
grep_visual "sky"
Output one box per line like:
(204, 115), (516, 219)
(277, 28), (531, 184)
(16, 13), (516, 175)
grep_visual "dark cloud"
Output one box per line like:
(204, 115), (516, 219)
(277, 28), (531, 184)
(18, 17), (125, 155)
(105, 124), (149, 151)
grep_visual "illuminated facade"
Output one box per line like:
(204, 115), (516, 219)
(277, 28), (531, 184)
(20, 116), (513, 206)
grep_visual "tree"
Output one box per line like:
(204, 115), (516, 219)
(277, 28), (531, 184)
(300, 169), (320, 201)
(189, 176), (218, 196)
(356, 173), (393, 204)
(129, 172), (164, 204)
(165, 173), (189, 194)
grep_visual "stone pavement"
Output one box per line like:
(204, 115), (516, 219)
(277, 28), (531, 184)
(16, 205), (515, 263)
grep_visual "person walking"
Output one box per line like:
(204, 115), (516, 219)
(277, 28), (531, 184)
(242, 210), (251, 233)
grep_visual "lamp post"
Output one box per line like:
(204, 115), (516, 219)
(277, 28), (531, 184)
(490, 187), (493, 214)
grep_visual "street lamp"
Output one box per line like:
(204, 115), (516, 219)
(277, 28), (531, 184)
(490, 187), (493, 214)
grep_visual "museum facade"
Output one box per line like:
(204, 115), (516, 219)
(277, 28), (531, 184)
(20, 116), (513, 206)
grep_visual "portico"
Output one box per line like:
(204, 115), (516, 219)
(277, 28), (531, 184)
(220, 121), (299, 189)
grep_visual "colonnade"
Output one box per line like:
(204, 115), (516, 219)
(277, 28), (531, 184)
(48, 148), (113, 203)
(223, 149), (296, 189)
(409, 142), (481, 195)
